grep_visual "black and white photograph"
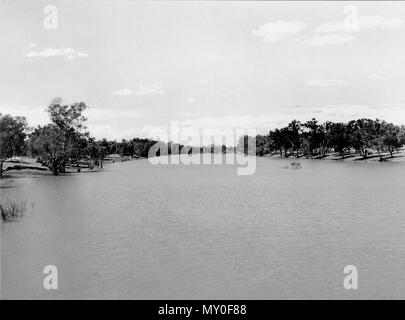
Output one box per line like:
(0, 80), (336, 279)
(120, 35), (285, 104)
(1, 0), (405, 304)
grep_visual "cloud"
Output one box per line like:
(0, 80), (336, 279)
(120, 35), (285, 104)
(26, 47), (89, 59)
(316, 15), (403, 34)
(29, 43), (37, 48)
(304, 34), (356, 46)
(305, 79), (348, 87)
(186, 97), (196, 104)
(135, 83), (166, 96)
(112, 88), (134, 96)
(252, 20), (306, 42)
(113, 84), (167, 97)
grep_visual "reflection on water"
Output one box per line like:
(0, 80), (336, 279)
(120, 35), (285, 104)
(1, 157), (405, 299)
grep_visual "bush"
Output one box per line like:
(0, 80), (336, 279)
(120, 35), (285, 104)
(0, 199), (26, 221)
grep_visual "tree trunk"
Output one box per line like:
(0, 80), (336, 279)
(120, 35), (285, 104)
(60, 162), (66, 173)
(51, 162), (59, 176)
(377, 150), (383, 161)
(363, 149), (368, 160)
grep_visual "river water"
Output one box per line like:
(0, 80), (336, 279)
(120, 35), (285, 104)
(1, 157), (405, 299)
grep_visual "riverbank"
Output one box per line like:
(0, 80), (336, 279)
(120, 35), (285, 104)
(262, 148), (405, 162)
(1, 157), (103, 178)
(2, 149), (404, 179)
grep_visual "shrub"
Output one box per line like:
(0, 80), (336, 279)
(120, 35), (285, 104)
(0, 199), (26, 221)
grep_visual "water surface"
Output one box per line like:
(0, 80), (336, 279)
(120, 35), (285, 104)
(1, 157), (405, 299)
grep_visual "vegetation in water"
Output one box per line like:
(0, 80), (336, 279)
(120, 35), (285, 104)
(0, 199), (26, 221)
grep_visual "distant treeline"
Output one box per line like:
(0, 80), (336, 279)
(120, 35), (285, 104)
(2, 98), (405, 176)
(239, 118), (405, 160)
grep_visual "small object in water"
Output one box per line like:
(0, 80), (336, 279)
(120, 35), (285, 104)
(290, 162), (301, 169)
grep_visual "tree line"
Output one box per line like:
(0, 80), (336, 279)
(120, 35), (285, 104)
(2, 98), (405, 176)
(242, 118), (405, 160)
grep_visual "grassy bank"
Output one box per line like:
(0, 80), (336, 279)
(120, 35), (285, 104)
(1, 157), (105, 178)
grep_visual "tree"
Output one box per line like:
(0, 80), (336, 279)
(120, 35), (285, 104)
(346, 119), (375, 159)
(256, 135), (270, 156)
(287, 120), (301, 157)
(46, 97), (89, 172)
(27, 98), (89, 176)
(325, 121), (350, 158)
(47, 97), (88, 133)
(399, 125), (405, 149)
(279, 127), (293, 157)
(369, 119), (386, 161)
(0, 114), (28, 176)
(382, 122), (401, 158)
(302, 118), (326, 156)
(268, 129), (284, 156)
(28, 125), (66, 176)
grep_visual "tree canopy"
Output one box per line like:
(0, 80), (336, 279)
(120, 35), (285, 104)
(240, 118), (405, 161)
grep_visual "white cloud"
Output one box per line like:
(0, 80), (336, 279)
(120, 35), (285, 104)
(304, 34), (355, 46)
(305, 79), (348, 87)
(186, 97), (196, 104)
(252, 20), (306, 42)
(316, 15), (403, 34)
(26, 47), (89, 59)
(316, 21), (347, 34)
(112, 88), (134, 96)
(305, 14), (403, 47)
(29, 43), (37, 48)
(134, 83), (166, 96)
(113, 83), (168, 96)
(113, 84), (167, 97)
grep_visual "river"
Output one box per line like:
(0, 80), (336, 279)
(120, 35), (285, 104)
(1, 157), (405, 299)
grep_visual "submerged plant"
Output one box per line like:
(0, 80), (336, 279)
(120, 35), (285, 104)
(0, 199), (26, 221)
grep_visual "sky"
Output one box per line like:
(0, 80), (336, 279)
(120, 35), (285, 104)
(1, 0), (405, 142)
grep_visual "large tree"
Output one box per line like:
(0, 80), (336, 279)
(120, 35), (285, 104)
(28, 125), (66, 176)
(46, 97), (89, 172)
(346, 119), (375, 159)
(382, 122), (401, 158)
(28, 98), (89, 176)
(325, 121), (350, 158)
(287, 120), (301, 157)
